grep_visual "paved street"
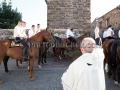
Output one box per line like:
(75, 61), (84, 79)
(0, 57), (120, 90)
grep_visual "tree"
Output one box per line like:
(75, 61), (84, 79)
(0, 0), (22, 29)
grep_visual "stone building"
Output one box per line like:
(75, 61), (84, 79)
(45, 0), (91, 31)
(98, 5), (120, 30)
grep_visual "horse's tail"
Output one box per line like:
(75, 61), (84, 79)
(107, 41), (113, 69)
(53, 47), (56, 54)
(111, 41), (118, 69)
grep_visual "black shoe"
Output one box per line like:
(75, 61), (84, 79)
(23, 56), (28, 61)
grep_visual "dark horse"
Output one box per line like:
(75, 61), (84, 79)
(0, 30), (54, 81)
(53, 34), (89, 62)
(102, 37), (120, 86)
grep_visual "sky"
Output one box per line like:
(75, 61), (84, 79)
(0, 0), (120, 29)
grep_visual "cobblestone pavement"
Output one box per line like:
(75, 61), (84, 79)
(0, 57), (120, 90)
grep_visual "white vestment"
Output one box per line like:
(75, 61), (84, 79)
(61, 48), (105, 90)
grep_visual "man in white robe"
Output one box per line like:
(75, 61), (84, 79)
(61, 37), (105, 90)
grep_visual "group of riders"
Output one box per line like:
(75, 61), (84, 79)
(13, 20), (41, 62)
(13, 20), (77, 62)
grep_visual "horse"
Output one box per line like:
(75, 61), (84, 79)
(0, 30), (54, 81)
(53, 34), (89, 62)
(116, 41), (120, 86)
(102, 38), (115, 72)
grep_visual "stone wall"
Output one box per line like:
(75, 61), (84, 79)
(45, 0), (91, 31)
(98, 5), (120, 30)
(0, 29), (13, 40)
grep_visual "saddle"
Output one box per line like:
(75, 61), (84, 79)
(11, 41), (23, 47)
(8, 39), (23, 47)
(66, 39), (71, 45)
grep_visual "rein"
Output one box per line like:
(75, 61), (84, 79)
(27, 38), (41, 43)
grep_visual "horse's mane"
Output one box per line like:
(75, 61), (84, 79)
(30, 30), (46, 39)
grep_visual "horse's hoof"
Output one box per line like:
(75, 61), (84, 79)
(0, 80), (2, 84)
(44, 63), (47, 64)
(38, 65), (41, 69)
(30, 77), (34, 81)
(105, 70), (108, 73)
(118, 83), (120, 86)
(28, 66), (29, 70)
(20, 64), (24, 67)
(5, 71), (10, 75)
(114, 81), (118, 85)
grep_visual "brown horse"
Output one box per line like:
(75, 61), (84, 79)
(53, 34), (89, 62)
(102, 38), (115, 73)
(0, 30), (54, 81)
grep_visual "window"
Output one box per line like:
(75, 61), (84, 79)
(99, 22), (102, 29)
(106, 18), (110, 27)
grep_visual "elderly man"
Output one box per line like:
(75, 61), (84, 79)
(61, 37), (105, 90)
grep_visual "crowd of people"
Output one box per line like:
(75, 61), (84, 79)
(13, 20), (106, 90)
(13, 20), (41, 61)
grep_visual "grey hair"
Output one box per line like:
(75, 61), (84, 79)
(80, 37), (96, 47)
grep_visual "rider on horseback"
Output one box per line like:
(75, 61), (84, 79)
(13, 20), (28, 61)
(66, 26), (76, 50)
(106, 24), (115, 39)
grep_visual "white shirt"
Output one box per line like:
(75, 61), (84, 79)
(106, 28), (114, 37)
(61, 48), (105, 90)
(28, 29), (35, 38)
(13, 25), (22, 37)
(66, 29), (74, 38)
(118, 30), (120, 38)
(19, 27), (28, 38)
(103, 31), (107, 38)
(36, 28), (41, 33)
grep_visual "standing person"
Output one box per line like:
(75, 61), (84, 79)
(103, 28), (107, 38)
(28, 25), (36, 38)
(66, 26), (76, 50)
(102, 28), (107, 43)
(118, 29), (120, 38)
(36, 24), (41, 33)
(106, 24), (114, 38)
(61, 37), (105, 90)
(13, 20), (28, 61)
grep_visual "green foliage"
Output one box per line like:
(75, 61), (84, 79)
(0, 0), (22, 29)
(72, 50), (82, 57)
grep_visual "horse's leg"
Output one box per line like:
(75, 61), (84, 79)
(38, 48), (42, 69)
(29, 57), (35, 80)
(3, 56), (10, 73)
(113, 68), (118, 85)
(44, 50), (47, 64)
(104, 50), (108, 73)
(53, 48), (57, 62)
(41, 53), (44, 64)
(16, 60), (19, 67)
(16, 60), (23, 67)
(118, 70), (120, 86)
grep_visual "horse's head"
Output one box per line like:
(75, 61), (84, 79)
(42, 30), (54, 43)
(29, 29), (54, 44)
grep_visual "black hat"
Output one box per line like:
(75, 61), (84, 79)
(107, 24), (112, 28)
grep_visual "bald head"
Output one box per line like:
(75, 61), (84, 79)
(80, 37), (96, 54)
